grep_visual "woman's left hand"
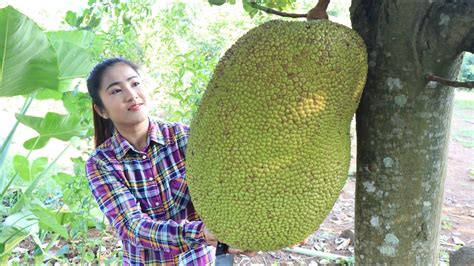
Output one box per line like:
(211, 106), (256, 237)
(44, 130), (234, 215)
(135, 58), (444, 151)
(203, 227), (258, 257)
(227, 247), (258, 257)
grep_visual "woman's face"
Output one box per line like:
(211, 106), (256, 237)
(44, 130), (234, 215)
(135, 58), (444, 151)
(95, 63), (149, 127)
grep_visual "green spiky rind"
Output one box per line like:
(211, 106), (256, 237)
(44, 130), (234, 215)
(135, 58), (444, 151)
(187, 19), (367, 251)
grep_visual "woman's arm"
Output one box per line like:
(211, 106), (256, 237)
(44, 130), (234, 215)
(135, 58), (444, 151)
(85, 158), (206, 255)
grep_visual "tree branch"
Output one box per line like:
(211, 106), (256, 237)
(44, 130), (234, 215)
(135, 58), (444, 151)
(425, 74), (474, 89)
(423, 2), (474, 63)
(248, 1), (306, 18)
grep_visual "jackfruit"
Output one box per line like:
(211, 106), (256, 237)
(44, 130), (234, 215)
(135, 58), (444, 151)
(186, 19), (367, 251)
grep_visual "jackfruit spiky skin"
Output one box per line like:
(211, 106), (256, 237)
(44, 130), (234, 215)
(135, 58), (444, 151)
(186, 19), (367, 251)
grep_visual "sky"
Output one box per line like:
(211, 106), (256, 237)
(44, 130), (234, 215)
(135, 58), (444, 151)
(1, 0), (86, 30)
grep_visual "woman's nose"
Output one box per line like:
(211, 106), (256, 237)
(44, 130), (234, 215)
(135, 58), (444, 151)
(124, 87), (138, 101)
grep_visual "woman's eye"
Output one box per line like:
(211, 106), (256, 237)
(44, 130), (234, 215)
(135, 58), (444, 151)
(111, 89), (121, 94)
(132, 81), (141, 87)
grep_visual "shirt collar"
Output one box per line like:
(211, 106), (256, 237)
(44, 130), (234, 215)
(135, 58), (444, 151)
(111, 117), (165, 160)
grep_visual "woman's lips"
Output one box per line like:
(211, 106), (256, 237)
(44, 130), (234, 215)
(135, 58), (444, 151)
(128, 103), (143, 111)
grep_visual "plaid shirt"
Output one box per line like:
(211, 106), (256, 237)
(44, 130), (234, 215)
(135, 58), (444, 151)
(85, 118), (214, 265)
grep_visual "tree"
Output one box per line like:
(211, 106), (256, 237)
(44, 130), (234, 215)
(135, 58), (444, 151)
(350, 0), (473, 264)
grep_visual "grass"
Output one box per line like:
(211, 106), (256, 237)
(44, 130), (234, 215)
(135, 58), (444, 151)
(453, 99), (474, 110)
(452, 129), (474, 148)
(452, 94), (474, 148)
(441, 215), (454, 230)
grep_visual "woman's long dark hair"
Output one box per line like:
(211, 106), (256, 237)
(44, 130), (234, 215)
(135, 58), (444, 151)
(86, 57), (140, 148)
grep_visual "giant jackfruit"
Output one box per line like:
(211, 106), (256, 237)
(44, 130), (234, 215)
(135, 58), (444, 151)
(186, 19), (367, 251)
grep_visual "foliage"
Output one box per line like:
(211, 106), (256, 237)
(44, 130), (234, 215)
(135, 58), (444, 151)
(241, 0), (296, 17)
(0, 1), (356, 261)
(0, 6), (58, 97)
(1, 0), (165, 261)
(153, 1), (224, 123)
(459, 52), (474, 88)
(48, 157), (110, 264)
(0, 6), (99, 264)
(15, 113), (88, 150)
(65, 0), (157, 66)
(161, 49), (220, 123)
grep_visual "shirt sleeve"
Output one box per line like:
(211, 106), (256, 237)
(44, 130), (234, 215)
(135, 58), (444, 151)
(174, 122), (190, 159)
(85, 157), (206, 255)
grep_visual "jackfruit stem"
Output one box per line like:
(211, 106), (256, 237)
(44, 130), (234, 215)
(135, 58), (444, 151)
(248, 1), (306, 18)
(247, 0), (330, 21)
(426, 73), (474, 89)
(306, 0), (330, 21)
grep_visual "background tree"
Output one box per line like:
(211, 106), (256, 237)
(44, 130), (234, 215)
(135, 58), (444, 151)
(350, 1), (473, 264)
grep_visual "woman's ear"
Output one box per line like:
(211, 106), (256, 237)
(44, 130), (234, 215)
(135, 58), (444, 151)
(93, 104), (109, 119)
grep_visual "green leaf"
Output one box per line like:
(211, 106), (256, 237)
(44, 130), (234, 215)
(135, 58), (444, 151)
(9, 194), (29, 215)
(89, 207), (105, 228)
(13, 155), (30, 181)
(15, 112), (88, 150)
(170, 92), (184, 101)
(31, 204), (69, 239)
(31, 157), (48, 177)
(65, 11), (77, 27)
(46, 30), (98, 80)
(0, 210), (39, 256)
(35, 89), (63, 100)
(62, 91), (91, 116)
(84, 251), (95, 262)
(88, 15), (101, 28)
(51, 172), (74, 189)
(23, 136), (50, 150)
(56, 208), (73, 226)
(0, 94), (33, 171)
(58, 79), (76, 93)
(35, 80), (75, 101)
(0, 6), (59, 97)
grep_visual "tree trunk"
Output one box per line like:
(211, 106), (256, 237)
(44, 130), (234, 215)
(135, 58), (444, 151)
(349, 1), (474, 264)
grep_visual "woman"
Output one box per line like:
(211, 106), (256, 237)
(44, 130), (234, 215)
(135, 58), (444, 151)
(85, 58), (253, 265)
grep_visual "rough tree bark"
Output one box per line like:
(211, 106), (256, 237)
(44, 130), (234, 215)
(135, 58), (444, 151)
(349, 0), (473, 264)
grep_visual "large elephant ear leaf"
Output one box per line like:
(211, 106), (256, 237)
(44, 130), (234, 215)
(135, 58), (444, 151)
(0, 6), (59, 97)
(46, 30), (99, 80)
(15, 112), (88, 150)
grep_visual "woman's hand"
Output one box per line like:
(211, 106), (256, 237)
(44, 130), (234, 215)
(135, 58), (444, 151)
(203, 227), (258, 257)
(227, 248), (257, 257)
(203, 227), (218, 247)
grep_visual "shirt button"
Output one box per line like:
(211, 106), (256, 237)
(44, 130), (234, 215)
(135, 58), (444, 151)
(155, 202), (160, 206)
(148, 177), (153, 181)
(142, 155), (147, 159)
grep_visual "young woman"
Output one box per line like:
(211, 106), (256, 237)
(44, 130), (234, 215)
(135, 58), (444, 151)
(84, 58), (253, 265)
